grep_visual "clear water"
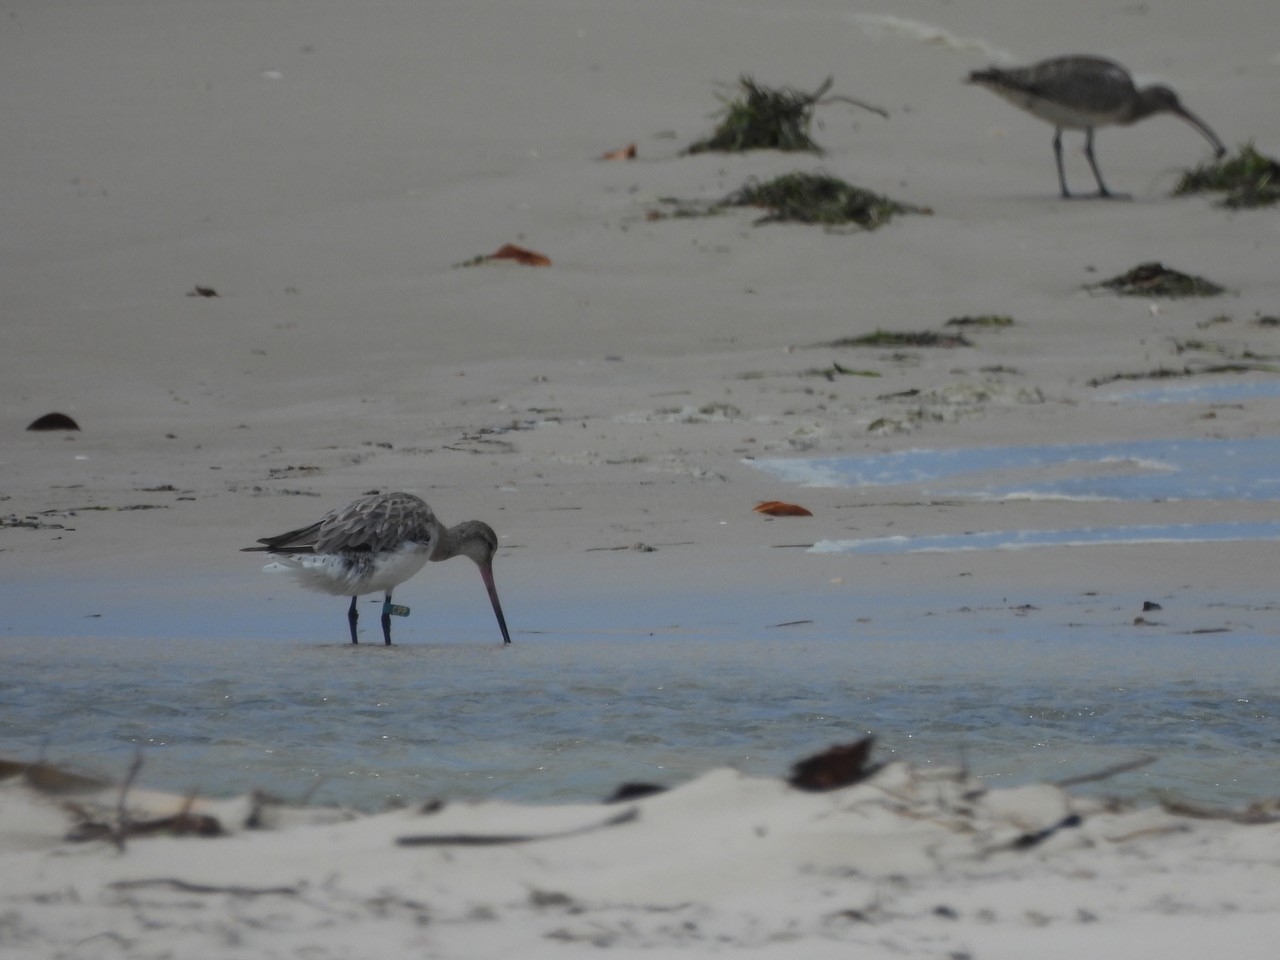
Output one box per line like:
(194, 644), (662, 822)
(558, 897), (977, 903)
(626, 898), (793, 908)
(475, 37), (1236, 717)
(2, 577), (1277, 811)
(754, 435), (1280, 555)
(813, 521), (1280, 555)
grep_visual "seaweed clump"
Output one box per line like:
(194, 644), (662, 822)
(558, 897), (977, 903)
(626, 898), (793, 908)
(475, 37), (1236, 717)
(945, 315), (1013, 328)
(1173, 142), (1280, 209)
(1086, 262), (1225, 298)
(687, 76), (832, 155)
(724, 172), (926, 229)
(820, 330), (972, 349)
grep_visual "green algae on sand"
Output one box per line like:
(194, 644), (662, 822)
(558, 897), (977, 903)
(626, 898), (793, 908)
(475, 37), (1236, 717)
(724, 172), (928, 228)
(1173, 142), (1280, 209)
(1086, 262), (1225, 298)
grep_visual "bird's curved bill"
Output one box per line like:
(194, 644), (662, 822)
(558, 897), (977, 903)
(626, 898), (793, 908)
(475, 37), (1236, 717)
(1176, 105), (1226, 158)
(480, 564), (512, 644)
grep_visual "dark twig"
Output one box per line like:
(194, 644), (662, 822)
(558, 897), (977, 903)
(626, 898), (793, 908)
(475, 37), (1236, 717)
(1053, 755), (1156, 788)
(109, 878), (299, 896)
(396, 807), (638, 847)
(818, 94), (890, 119)
(112, 750), (145, 851)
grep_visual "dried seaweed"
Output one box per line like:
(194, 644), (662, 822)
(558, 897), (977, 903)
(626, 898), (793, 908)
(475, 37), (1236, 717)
(1, 515), (68, 531)
(820, 330), (972, 349)
(803, 362), (882, 381)
(723, 172), (927, 228)
(1087, 362), (1277, 387)
(686, 76), (888, 155)
(1173, 142), (1280, 209)
(1085, 262), (1225, 298)
(686, 76), (827, 154)
(945, 314), (1013, 328)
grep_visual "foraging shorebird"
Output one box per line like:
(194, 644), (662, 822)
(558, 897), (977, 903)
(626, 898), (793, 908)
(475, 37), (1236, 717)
(244, 492), (511, 645)
(967, 55), (1226, 198)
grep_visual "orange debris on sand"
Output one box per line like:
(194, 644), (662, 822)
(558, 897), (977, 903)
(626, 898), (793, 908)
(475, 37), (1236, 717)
(487, 244), (552, 267)
(599, 143), (637, 161)
(754, 501), (813, 517)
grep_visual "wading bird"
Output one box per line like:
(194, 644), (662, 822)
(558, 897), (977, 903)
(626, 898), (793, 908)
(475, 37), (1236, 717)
(244, 491), (510, 645)
(967, 54), (1225, 198)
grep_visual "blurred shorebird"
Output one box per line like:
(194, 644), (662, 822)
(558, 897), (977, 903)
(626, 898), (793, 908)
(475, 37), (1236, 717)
(244, 492), (511, 646)
(967, 54), (1226, 198)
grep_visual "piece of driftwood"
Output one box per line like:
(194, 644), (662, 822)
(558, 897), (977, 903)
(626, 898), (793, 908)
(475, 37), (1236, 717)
(1054, 755), (1156, 788)
(396, 807), (638, 847)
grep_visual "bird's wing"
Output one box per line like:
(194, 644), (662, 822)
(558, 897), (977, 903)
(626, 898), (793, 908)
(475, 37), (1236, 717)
(1027, 57), (1135, 115)
(246, 519), (326, 553)
(314, 493), (436, 555)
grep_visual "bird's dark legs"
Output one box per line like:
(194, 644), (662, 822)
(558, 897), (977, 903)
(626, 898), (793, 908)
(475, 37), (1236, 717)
(347, 595), (392, 644)
(1082, 128), (1119, 198)
(381, 591), (393, 645)
(1053, 127), (1071, 198)
(1056, 128), (1128, 200)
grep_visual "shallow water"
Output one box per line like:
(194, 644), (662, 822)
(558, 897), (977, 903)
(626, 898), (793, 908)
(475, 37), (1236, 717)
(754, 436), (1280, 558)
(813, 520), (1280, 555)
(6, 435), (1279, 811)
(2, 581), (1277, 810)
(753, 436), (1280, 504)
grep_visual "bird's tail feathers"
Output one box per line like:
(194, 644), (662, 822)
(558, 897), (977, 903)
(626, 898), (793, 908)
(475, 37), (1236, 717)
(262, 554), (366, 596)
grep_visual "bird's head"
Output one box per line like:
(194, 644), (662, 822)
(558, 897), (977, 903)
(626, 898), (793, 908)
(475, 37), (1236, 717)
(1140, 84), (1226, 158)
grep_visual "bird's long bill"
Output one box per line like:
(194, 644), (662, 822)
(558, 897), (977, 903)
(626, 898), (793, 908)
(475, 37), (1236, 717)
(1174, 104), (1226, 158)
(479, 563), (512, 644)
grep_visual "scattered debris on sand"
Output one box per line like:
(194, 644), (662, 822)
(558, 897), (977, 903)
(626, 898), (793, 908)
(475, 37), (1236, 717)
(685, 76), (887, 155)
(1173, 142), (1280, 209)
(1085, 261), (1225, 298)
(722, 171), (929, 228)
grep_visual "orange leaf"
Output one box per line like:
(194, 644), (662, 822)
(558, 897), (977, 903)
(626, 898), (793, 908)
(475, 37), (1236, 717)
(599, 143), (637, 161)
(487, 243), (552, 267)
(754, 501), (813, 517)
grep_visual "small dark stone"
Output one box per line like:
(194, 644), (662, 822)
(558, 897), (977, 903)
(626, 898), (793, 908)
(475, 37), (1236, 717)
(1142, 600), (1163, 611)
(26, 412), (80, 431)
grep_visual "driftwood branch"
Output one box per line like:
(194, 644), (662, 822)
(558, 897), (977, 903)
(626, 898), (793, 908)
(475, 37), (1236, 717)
(396, 807), (638, 847)
(109, 878), (299, 896)
(1054, 755), (1156, 788)
(111, 751), (145, 851)
(818, 94), (890, 119)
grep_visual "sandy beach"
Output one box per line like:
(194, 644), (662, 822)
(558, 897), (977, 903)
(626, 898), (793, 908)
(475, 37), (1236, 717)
(3, 0), (1279, 955)
(2, 757), (1279, 959)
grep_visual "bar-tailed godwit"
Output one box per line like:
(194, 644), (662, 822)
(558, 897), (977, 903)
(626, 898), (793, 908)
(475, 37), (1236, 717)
(967, 54), (1225, 198)
(244, 492), (511, 645)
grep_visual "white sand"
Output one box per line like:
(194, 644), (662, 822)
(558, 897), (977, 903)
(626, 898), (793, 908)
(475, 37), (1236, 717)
(3, 0), (1280, 954)
(3, 761), (1279, 958)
